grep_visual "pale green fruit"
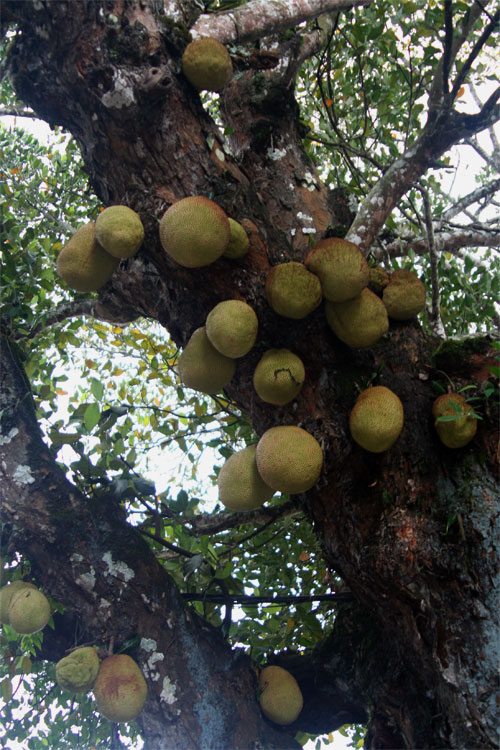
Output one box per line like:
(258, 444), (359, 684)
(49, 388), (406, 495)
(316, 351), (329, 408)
(182, 38), (233, 92)
(178, 327), (236, 395)
(266, 262), (322, 319)
(259, 665), (303, 725)
(349, 386), (404, 453)
(217, 445), (275, 511)
(223, 219), (249, 259)
(305, 237), (369, 302)
(433, 393), (477, 449)
(159, 196), (230, 268)
(325, 288), (388, 348)
(56, 647), (100, 693)
(8, 587), (51, 635)
(95, 205), (144, 258)
(93, 654), (147, 723)
(0, 581), (37, 624)
(206, 300), (258, 358)
(256, 426), (323, 494)
(368, 266), (390, 294)
(253, 349), (305, 405)
(57, 222), (119, 292)
(383, 269), (426, 320)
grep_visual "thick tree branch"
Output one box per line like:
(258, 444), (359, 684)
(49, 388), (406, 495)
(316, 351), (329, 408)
(441, 177), (500, 221)
(382, 227), (500, 260)
(191, 0), (372, 43)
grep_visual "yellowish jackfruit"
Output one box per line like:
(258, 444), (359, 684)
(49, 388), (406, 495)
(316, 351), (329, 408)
(253, 349), (305, 405)
(8, 587), (51, 635)
(256, 426), (323, 494)
(178, 327), (236, 394)
(95, 205), (144, 258)
(382, 269), (426, 320)
(159, 196), (230, 267)
(0, 581), (37, 624)
(223, 218), (249, 259)
(206, 300), (258, 358)
(259, 665), (303, 725)
(349, 386), (404, 452)
(218, 445), (275, 511)
(305, 237), (369, 302)
(56, 647), (100, 693)
(57, 223), (119, 292)
(93, 654), (147, 723)
(266, 262), (322, 319)
(432, 393), (477, 448)
(368, 266), (390, 294)
(182, 37), (233, 92)
(325, 288), (388, 348)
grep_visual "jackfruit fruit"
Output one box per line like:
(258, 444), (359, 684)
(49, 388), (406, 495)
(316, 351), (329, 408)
(159, 196), (230, 267)
(349, 386), (404, 452)
(57, 222), (119, 292)
(56, 647), (100, 693)
(223, 219), (249, 259)
(305, 237), (369, 302)
(368, 266), (390, 294)
(95, 205), (144, 258)
(8, 587), (51, 635)
(259, 665), (303, 725)
(432, 393), (477, 448)
(93, 654), (147, 723)
(256, 425), (323, 494)
(382, 269), (426, 320)
(178, 327), (236, 394)
(217, 445), (275, 511)
(266, 262), (322, 319)
(325, 288), (389, 348)
(182, 37), (233, 92)
(0, 581), (37, 624)
(206, 300), (258, 358)
(253, 349), (305, 405)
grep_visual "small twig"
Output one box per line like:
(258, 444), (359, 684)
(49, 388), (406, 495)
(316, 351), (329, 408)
(180, 592), (354, 606)
(420, 185), (446, 337)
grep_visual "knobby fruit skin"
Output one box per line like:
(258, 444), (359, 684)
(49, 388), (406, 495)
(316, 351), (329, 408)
(206, 300), (258, 359)
(217, 444), (275, 511)
(382, 269), (426, 320)
(56, 222), (119, 292)
(255, 426), (323, 494)
(8, 587), (51, 635)
(305, 237), (369, 303)
(177, 327), (236, 395)
(258, 665), (303, 725)
(349, 385), (404, 453)
(95, 205), (144, 259)
(93, 654), (147, 723)
(56, 647), (101, 694)
(223, 218), (249, 259)
(266, 262), (322, 320)
(253, 349), (305, 406)
(159, 196), (230, 268)
(432, 393), (478, 448)
(0, 581), (37, 624)
(182, 38), (233, 92)
(325, 288), (389, 348)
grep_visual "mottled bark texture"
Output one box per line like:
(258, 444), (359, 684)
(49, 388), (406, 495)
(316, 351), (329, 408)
(2, 1), (499, 748)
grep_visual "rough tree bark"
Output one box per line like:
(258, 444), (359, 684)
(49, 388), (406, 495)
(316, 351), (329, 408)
(1, 1), (499, 749)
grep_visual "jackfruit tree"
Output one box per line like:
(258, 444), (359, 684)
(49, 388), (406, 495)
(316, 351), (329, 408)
(0, 1), (499, 748)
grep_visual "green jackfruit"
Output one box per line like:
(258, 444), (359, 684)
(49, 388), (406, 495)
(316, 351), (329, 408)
(57, 223), (119, 292)
(8, 587), (51, 635)
(305, 237), (369, 302)
(95, 205), (144, 258)
(93, 654), (147, 723)
(56, 647), (100, 693)
(349, 386), (404, 452)
(253, 349), (305, 405)
(433, 393), (477, 448)
(266, 262), (322, 319)
(383, 269), (426, 320)
(256, 426), (323, 494)
(178, 327), (236, 394)
(223, 218), (249, 259)
(206, 300), (258, 358)
(259, 665), (303, 725)
(159, 196), (230, 268)
(182, 38), (233, 92)
(325, 288), (388, 348)
(218, 445), (275, 511)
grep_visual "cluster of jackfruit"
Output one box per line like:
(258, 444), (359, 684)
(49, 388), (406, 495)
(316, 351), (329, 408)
(56, 206), (144, 292)
(0, 580), (51, 634)
(55, 647), (147, 722)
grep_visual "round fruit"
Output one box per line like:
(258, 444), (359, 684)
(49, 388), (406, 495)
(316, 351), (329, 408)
(432, 393), (477, 448)
(266, 262), (322, 319)
(206, 300), (258, 358)
(93, 654), (147, 723)
(223, 219), (249, 259)
(178, 327), (236, 395)
(56, 647), (100, 693)
(182, 38), (233, 92)
(217, 445), (275, 511)
(95, 205), (144, 258)
(382, 269), (426, 320)
(259, 665), (303, 725)
(325, 288), (389, 348)
(305, 237), (369, 302)
(255, 426), (323, 494)
(349, 386), (404, 453)
(159, 196), (230, 268)
(253, 349), (305, 406)
(8, 587), (51, 635)
(0, 581), (37, 624)
(57, 222), (119, 292)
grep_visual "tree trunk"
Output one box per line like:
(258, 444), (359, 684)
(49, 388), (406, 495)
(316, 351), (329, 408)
(2, 1), (499, 748)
